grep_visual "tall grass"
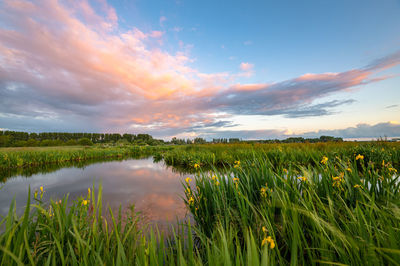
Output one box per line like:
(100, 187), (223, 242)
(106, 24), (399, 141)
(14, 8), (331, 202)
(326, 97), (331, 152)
(0, 184), (282, 265)
(1, 143), (399, 265)
(184, 151), (400, 265)
(160, 142), (400, 170)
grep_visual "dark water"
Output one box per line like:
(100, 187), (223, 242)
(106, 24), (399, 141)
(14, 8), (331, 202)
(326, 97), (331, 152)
(0, 158), (193, 229)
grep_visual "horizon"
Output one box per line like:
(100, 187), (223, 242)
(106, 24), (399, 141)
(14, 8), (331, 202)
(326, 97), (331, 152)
(1, 0), (399, 139)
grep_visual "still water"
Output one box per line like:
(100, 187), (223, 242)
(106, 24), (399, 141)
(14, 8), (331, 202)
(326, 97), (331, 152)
(0, 158), (192, 229)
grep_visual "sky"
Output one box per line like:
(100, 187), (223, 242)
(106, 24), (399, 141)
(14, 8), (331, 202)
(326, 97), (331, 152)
(0, 0), (400, 140)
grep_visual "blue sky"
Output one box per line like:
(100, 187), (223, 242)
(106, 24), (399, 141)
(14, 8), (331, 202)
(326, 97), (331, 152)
(0, 0), (399, 139)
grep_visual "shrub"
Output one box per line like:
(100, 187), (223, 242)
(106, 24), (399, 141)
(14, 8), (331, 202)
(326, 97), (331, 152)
(78, 138), (93, 146)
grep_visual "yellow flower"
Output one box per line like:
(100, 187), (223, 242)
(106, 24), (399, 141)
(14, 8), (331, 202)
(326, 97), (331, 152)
(355, 154), (364, 160)
(298, 176), (307, 182)
(40, 186), (44, 193)
(233, 177), (239, 183)
(388, 167), (397, 173)
(194, 163), (200, 169)
(261, 237), (268, 247)
(234, 160), (241, 168)
(212, 175), (217, 180)
(346, 168), (352, 173)
(82, 200), (88, 206)
(88, 188), (91, 199)
(185, 177), (192, 183)
(188, 197), (194, 205)
(353, 184), (361, 188)
(260, 187), (267, 197)
(215, 181), (220, 186)
(321, 156), (328, 164)
(34, 190), (38, 199)
(382, 160), (385, 167)
(261, 236), (275, 249)
(283, 168), (288, 174)
(269, 238), (275, 249)
(262, 226), (268, 233)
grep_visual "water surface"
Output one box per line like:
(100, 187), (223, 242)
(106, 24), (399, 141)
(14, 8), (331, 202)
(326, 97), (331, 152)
(0, 158), (192, 229)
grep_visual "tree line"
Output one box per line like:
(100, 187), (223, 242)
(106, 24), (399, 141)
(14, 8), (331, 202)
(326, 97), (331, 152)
(170, 136), (343, 145)
(0, 131), (164, 147)
(0, 130), (344, 148)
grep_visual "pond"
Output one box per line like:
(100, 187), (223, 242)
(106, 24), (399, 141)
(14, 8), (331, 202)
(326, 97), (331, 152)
(0, 157), (193, 231)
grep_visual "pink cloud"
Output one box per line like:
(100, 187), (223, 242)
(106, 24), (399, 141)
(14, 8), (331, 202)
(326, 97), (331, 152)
(240, 62), (254, 71)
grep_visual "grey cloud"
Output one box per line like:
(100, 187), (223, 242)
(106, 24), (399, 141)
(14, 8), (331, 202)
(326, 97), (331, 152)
(300, 122), (400, 139)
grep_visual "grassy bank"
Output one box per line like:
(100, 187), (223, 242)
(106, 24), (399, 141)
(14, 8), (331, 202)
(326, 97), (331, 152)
(0, 145), (170, 170)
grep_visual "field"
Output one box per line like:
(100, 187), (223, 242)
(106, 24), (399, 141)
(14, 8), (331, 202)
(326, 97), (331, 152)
(1, 142), (400, 265)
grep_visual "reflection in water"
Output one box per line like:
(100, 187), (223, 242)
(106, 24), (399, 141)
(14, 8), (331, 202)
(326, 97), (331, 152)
(0, 158), (193, 231)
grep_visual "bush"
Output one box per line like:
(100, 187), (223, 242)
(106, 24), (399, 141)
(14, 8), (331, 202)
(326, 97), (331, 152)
(78, 138), (93, 146)
(65, 139), (78, 146)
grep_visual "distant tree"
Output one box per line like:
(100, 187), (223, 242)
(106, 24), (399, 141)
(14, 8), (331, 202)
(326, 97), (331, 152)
(194, 137), (207, 144)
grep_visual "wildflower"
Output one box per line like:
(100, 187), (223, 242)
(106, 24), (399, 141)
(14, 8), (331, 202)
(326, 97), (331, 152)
(194, 163), (200, 169)
(298, 176), (307, 182)
(332, 173), (344, 188)
(234, 160), (241, 168)
(185, 177), (192, 183)
(321, 156), (328, 165)
(234, 160), (240, 165)
(356, 154), (364, 160)
(346, 168), (352, 173)
(88, 188), (91, 199)
(388, 167), (397, 173)
(215, 181), (220, 186)
(260, 187), (267, 198)
(34, 190), (38, 199)
(233, 177), (239, 183)
(262, 226), (268, 233)
(39, 186), (44, 199)
(261, 236), (275, 249)
(382, 160), (385, 167)
(188, 197), (194, 206)
(212, 175), (217, 180)
(353, 184), (362, 188)
(283, 168), (288, 174)
(82, 200), (88, 206)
